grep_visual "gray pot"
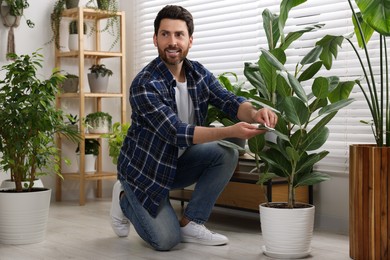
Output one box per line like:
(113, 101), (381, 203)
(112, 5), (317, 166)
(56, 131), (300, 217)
(62, 77), (79, 93)
(88, 73), (109, 93)
(65, 0), (79, 9)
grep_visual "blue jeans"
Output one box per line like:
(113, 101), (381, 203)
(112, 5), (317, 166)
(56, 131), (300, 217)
(119, 141), (238, 251)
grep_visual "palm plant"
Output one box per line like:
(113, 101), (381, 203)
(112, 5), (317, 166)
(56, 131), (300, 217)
(346, 0), (390, 146)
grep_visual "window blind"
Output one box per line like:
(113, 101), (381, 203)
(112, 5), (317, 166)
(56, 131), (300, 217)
(132, 0), (379, 175)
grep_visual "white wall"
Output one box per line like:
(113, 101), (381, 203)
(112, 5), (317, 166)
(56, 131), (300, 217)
(0, 0), (349, 235)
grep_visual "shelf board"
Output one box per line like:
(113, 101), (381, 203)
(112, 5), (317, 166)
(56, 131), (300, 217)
(57, 92), (124, 98)
(62, 7), (122, 20)
(57, 50), (122, 58)
(61, 171), (117, 181)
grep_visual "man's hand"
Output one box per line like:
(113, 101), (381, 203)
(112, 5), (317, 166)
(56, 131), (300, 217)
(253, 108), (278, 129)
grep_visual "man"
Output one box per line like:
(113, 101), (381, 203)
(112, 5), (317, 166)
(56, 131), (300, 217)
(110, 5), (278, 251)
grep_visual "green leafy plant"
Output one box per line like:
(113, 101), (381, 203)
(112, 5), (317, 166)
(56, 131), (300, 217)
(1, 0), (34, 27)
(49, 0), (66, 49)
(102, 122), (130, 165)
(66, 113), (79, 125)
(0, 50), (80, 192)
(206, 72), (255, 127)
(76, 139), (100, 156)
(88, 64), (113, 78)
(86, 0), (120, 50)
(244, 0), (355, 208)
(69, 20), (87, 34)
(346, 0), (390, 146)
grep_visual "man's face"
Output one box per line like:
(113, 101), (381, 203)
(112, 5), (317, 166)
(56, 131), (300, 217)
(153, 18), (193, 66)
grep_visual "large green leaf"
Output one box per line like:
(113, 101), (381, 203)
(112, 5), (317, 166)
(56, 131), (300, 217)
(262, 9), (280, 50)
(302, 126), (329, 151)
(279, 0), (307, 43)
(244, 62), (269, 100)
(281, 96), (309, 127)
(300, 45), (323, 65)
(248, 134), (265, 155)
(287, 73), (308, 103)
(312, 77), (330, 99)
(328, 80), (356, 103)
(298, 61), (323, 82)
(281, 24), (324, 50)
(355, 0), (390, 36)
(259, 48), (286, 96)
(316, 35), (345, 70)
(260, 148), (291, 176)
(352, 11), (375, 48)
(260, 48), (287, 71)
(318, 98), (355, 116)
(295, 171), (330, 187)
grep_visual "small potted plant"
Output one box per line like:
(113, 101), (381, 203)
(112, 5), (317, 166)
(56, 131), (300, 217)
(75, 139), (99, 173)
(101, 121), (130, 165)
(68, 20), (87, 51)
(0, 0), (34, 27)
(85, 111), (112, 134)
(61, 73), (79, 93)
(49, 0), (80, 50)
(65, 113), (79, 132)
(87, 64), (113, 93)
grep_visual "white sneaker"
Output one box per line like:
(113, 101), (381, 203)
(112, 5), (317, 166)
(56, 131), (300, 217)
(181, 221), (229, 246)
(110, 180), (130, 237)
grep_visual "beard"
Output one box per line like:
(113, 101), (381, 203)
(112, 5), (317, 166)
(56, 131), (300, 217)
(157, 44), (189, 66)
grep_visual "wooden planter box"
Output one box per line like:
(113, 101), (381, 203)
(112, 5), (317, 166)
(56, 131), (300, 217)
(349, 144), (390, 260)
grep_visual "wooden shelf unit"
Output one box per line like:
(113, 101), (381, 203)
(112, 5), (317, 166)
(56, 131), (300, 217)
(55, 7), (126, 205)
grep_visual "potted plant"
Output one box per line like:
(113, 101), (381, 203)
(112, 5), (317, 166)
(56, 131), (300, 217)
(85, 111), (112, 134)
(0, 0), (34, 59)
(0, 0), (34, 27)
(101, 121), (130, 165)
(60, 72), (79, 93)
(87, 64), (113, 93)
(346, 1), (390, 259)
(85, 0), (120, 51)
(0, 51), (80, 244)
(75, 138), (99, 173)
(65, 113), (79, 132)
(243, 1), (355, 257)
(49, 0), (80, 50)
(68, 19), (87, 51)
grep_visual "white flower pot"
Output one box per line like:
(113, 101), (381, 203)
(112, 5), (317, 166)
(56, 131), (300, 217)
(259, 202), (315, 259)
(77, 154), (97, 174)
(88, 118), (111, 134)
(0, 188), (51, 244)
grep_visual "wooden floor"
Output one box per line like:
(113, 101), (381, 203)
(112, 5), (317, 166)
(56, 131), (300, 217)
(0, 199), (351, 259)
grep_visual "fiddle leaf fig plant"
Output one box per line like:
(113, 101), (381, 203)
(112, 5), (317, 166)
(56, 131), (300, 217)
(0, 50), (80, 192)
(244, 0), (356, 208)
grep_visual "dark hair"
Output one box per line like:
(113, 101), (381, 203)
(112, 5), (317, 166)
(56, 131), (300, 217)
(154, 5), (194, 37)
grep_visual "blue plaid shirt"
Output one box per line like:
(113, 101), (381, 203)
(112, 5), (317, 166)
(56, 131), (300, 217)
(117, 57), (246, 217)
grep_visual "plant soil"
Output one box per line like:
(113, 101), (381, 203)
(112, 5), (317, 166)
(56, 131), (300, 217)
(264, 202), (312, 209)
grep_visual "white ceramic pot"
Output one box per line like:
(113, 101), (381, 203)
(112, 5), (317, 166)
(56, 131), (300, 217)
(259, 202), (315, 259)
(77, 154), (97, 174)
(0, 188), (51, 244)
(88, 118), (111, 134)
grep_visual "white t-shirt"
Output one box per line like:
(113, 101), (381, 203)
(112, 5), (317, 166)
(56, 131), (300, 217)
(175, 80), (195, 157)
